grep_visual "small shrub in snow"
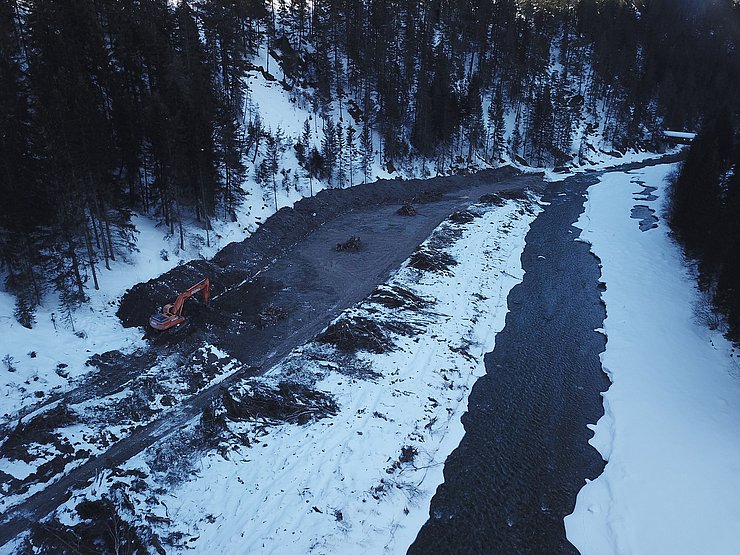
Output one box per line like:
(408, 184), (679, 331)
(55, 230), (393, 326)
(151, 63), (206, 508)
(3, 354), (16, 372)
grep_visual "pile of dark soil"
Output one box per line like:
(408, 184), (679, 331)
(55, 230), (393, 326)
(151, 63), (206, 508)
(336, 235), (362, 251)
(397, 204), (417, 216)
(317, 313), (423, 354)
(86, 349), (158, 376)
(117, 258), (224, 329)
(479, 189), (529, 205)
(367, 285), (431, 311)
(222, 381), (337, 425)
(317, 315), (394, 353)
(409, 248), (458, 274)
(448, 210), (479, 224)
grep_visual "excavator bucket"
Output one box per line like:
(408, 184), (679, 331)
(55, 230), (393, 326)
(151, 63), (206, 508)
(149, 278), (210, 331)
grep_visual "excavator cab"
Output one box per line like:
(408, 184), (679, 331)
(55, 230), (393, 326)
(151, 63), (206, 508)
(149, 278), (210, 331)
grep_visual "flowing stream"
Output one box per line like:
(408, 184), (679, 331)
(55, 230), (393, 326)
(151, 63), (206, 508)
(409, 172), (610, 554)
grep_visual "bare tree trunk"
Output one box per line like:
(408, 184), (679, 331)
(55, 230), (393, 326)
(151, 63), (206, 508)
(92, 200), (111, 270)
(69, 240), (87, 300)
(175, 197), (185, 251)
(89, 208), (101, 249)
(83, 224), (100, 289)
(103, 207), (115, 261)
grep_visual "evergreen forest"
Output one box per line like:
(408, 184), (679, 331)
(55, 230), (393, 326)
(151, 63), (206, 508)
(1, 0), (739, 333)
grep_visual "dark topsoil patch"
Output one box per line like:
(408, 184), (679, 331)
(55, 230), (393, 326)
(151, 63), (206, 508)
(0, 404), (80, 496)
(117, 167), (520, 331)
(1, 404), (76, 463)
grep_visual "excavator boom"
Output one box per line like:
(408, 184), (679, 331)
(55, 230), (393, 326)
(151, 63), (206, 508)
(149, 278), (210, 331)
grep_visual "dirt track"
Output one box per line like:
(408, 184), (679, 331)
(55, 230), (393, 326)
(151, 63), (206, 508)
(0, 167), (544, 548)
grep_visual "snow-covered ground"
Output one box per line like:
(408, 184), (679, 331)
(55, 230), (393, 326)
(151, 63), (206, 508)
(39, 196), (541, 554)
(565, 164), (740, 553)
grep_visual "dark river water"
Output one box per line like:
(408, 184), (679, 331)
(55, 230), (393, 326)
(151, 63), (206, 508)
(408, 172), (611, 554)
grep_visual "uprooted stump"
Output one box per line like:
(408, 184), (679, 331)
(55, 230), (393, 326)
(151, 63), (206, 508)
(336, 236), (362, 251)
(478, 193), (507, 206)
(409, 248), (458, 274)
(448, 210), (478, 224)
(397, 204), (417, 216)
(368, 285), (431, 311)
(1, 404), (76, 462)
(25, 497), (150, 555)
(222, 381), (337, 425)
(318, 316), (394, 353)
(257, 303), (288, 328)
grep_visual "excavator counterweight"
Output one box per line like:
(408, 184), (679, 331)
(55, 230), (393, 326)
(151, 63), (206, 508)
(149, 278), (210, 331)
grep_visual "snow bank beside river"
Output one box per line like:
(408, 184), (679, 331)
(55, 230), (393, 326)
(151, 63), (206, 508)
(566, 165), (740, 553)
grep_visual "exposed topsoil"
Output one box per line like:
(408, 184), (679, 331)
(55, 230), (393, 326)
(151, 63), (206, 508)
(117, 166), (522, 334)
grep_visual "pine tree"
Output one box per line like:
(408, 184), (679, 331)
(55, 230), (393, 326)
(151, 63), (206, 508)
(321, 117), (337, 185)
(360, 121), (373, 185)
(487, 85), (506, 163)
(510, 109), (523, 157)
(336, 120), (346, 188)
(346, 124), (357, 187)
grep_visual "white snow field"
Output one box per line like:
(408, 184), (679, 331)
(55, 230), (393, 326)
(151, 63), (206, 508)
(48, 197), (542, 554)
(565, 164), (740, 554)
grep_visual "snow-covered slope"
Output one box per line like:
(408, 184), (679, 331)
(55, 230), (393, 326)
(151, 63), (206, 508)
(565, 164), (740, 553)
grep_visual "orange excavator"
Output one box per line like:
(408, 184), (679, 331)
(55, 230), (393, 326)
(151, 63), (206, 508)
(149, 278), (211, 331)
